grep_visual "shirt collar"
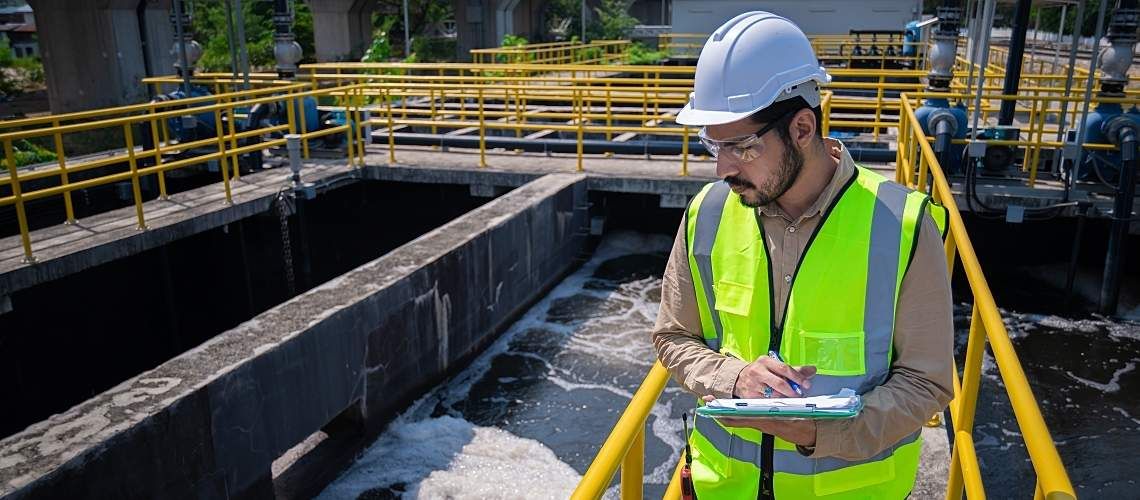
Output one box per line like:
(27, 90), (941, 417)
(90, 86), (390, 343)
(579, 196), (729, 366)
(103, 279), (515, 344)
(756, 137), (855, 221)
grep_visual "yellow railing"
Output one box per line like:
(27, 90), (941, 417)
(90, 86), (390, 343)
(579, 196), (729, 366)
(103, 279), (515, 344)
(0, 83), (368, 262)
(470, 40), (631, 65)
(896, 93), (1075, 500)
(660, 33), (928, 68)
(570, 92), (1078, 500)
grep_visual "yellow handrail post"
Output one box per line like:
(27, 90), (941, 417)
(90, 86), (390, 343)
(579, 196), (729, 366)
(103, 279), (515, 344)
(212, 107), (234, 205)
(299, 95), (310, 159)
(681, 126), (690, 176)
(3, 138), (35, 262)
(148, 106), (169, 200)
(121, 123), (147, 230)
(620, 427), (644, 500)
(344, 90), (356, 168)
(385, 88), (396, 165)
(50, 119), (76, 223)
(576, 90), (584, 172)
(478, 87), (487, 168)
(874, 74), (885, 142)
(356, 86), (367, 166)
(226, 97), (241, 180)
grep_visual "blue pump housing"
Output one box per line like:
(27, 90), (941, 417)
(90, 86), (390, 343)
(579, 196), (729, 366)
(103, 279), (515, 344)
(914, 97), (969, 174)
(903, 21), (921, 57)
(1072, 102), (1139, 182)
(162, 86), (217, 141)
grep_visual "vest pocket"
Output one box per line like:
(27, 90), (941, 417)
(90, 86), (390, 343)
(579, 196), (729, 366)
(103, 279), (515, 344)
(796, 331), (865, 376)
(713, 279), (752, 317)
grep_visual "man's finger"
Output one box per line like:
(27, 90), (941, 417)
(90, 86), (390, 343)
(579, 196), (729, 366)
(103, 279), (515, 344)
(765, 358), (813, 389)
(761, 373), (798, 398)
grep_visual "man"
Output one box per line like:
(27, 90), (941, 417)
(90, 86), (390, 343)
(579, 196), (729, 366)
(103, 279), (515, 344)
(652, 11), (955, 499)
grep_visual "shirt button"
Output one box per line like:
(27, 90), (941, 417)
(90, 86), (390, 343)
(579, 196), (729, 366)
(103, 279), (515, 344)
(788, 226), (796, 233)
(784, 274), (792, 283)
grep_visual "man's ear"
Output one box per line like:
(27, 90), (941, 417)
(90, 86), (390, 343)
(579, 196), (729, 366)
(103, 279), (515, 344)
(790, 108), (817, 148)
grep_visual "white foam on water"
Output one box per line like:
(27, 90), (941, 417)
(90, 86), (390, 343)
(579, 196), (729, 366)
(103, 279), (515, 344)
(1064, 361), (1137, 393)
(1111, 407), (1140, 426)
(322, 231), (679, 498)
(315, 416), (580, 499)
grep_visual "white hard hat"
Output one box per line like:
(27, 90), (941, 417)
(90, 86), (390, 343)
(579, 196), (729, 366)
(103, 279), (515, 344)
(676, 11), (831, 126)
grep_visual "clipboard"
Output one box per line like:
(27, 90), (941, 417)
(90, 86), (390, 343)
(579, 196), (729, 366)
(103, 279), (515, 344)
(695, 389), (864, 420)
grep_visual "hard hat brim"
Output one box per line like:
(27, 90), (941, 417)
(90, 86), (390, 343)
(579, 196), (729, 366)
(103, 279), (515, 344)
(675, 103), (756, 126)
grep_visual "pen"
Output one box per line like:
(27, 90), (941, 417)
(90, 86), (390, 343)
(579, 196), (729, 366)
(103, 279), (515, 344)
(768, 350), (803, 396)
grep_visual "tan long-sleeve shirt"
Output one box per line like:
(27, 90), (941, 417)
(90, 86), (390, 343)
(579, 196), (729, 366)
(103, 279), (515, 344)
(653, 138), (954, 461)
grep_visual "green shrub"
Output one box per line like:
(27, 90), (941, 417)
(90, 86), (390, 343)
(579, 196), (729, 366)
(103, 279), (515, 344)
(587, 0), (638, 41)
(411, 36), (456, 62)
(13, 139), (57, 167)
(627, 42), (667, 65)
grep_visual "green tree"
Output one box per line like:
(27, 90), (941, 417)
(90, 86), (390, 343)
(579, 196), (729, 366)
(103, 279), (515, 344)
(1032, 0), (1108, 38)
(190, 0), (316, 73)
(587, 0), (639, 41)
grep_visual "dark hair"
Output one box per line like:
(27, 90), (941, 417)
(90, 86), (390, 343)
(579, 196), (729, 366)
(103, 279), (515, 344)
(748, 96), (823, 146)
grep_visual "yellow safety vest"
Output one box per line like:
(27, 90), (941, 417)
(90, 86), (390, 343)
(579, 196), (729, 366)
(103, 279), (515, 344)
(684, 165), (948, 499)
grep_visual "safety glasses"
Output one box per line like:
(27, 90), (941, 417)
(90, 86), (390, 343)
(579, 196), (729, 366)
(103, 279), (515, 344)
(697, 108), (797, 161)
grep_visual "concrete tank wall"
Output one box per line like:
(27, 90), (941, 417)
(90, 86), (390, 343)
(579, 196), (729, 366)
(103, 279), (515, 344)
(0, 173), (589, 499)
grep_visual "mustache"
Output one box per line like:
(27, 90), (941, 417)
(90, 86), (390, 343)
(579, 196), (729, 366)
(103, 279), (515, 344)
(725, 176), (755, 190)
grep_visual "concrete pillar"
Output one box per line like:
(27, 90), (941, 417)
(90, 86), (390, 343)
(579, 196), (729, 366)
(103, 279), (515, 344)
(27, 0), (173, 114)
(308, 0), (376, 61)
(454, 0), (492, 59)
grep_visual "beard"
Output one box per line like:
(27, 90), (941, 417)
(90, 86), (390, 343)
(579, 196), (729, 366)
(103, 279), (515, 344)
(727, 137), (804, 208)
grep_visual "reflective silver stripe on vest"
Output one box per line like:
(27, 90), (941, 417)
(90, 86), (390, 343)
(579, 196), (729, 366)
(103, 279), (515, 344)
(692, 182), (731, 352)
(695, 414), (764, 467)
(800, 180), (911, 397)
(773, 429), (921, 475)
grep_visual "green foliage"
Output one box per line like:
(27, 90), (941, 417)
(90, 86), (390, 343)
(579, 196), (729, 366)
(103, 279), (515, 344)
(587, 0), (638, 41)
(191, 0), (316, 72)
(627, 42), (666, 65)
(362, 16), (398, 63)
(12, 139), (56, 166)
(574, 46), (602, 62)
(501, 34), (529, 48)
(0, 37), (44, 97)
(411, 36), (456, 62)
(497, 34), (531, 63)
(1031, 0), (1109, 38)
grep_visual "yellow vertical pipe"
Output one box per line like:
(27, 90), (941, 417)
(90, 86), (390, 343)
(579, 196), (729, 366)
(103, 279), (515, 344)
(947, 305), (988, 499)
(620, 427), (644, 500)
(944, 230), (958, 275)
(3, 138), (35, 262)
(285, 95), (298, 135)
(122, 123), (147, 229)
(50, 119), (75, 223)
(605, 85), (612, 141)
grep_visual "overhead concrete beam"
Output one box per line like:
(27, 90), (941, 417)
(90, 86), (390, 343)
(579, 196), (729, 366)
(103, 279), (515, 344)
(27, 0), (173, 113)
(308, 0), (376, 61)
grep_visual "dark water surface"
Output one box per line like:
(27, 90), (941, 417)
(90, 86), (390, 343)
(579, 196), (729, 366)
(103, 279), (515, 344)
(320, 231), (1140, 499)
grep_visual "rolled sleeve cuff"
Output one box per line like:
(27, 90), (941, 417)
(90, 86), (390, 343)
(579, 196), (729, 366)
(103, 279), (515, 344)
(805, 418), (849, 458)
(712, 357), (749, 398)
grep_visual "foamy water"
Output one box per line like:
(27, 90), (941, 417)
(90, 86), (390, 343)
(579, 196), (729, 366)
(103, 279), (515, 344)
(319, 232), (686, 499)
(960, 305), (1140, 497)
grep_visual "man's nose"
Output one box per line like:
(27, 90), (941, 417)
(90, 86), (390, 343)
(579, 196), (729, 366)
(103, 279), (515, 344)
(715, 154), (739, 180)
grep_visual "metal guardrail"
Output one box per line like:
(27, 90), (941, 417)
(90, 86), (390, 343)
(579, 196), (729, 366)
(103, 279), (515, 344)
(0, 83), (366, 262)
(897, 94), (1076, 500)
(470, 40), (631, 65)
(660, 33), (929, 69)
(569, 91), (1080, 500)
